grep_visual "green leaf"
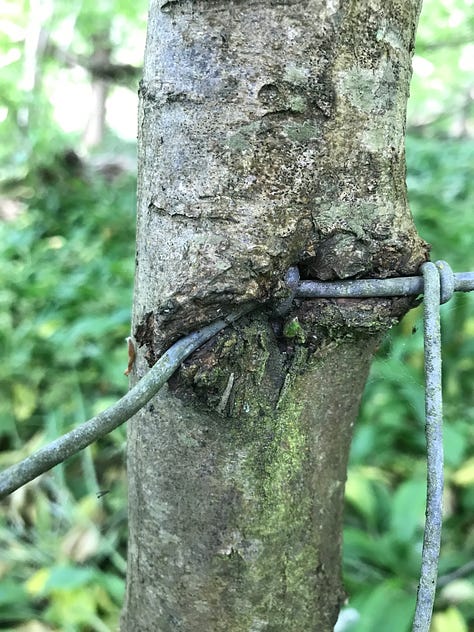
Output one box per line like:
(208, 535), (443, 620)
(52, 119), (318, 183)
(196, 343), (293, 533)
(12, 382), (38, 421)
(345, 469), (379, 524)
(431, 607), (468, 632)
(45, 565), (96, 591)
(0, 579), (33, 620)
(390, 478), (426, 543)
(444, 423), (467, 468)
(352, 582), (415, 632)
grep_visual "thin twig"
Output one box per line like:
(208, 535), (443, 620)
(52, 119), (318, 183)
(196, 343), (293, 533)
(437, 560), (474, 588)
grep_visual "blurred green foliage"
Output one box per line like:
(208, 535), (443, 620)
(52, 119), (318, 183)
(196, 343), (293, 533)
(0, 0), (144, 629)
(0, 159), (134, 630)
(0, 0), (473, 630)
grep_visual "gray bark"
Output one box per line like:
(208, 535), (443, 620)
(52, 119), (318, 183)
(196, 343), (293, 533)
(122, 1), (427, 630)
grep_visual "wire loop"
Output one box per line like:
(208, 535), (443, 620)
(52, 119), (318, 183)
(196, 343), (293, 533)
(273, 265), (300, 316)
(435, 260), (455, 304)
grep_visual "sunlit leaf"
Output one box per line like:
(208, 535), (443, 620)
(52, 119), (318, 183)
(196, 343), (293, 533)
(431, 607), (468, 632)
(25, 568), (50, 596)
(452, 459), (474, 487)
(440, 579), (474, 605)
(12, 382), (37, 421)
(45, 587), (97, 627)
(390, 478), (426, 543)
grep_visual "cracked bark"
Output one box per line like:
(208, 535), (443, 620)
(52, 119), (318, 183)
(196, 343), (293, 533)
(122, 1), (427, 630)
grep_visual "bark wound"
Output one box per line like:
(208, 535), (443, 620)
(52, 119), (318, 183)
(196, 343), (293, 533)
(134, 311), (160, 366)
(168, 293), (414, 415)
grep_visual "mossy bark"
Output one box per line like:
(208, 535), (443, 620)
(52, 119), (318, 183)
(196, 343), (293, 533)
(122, 1), (426, 630)
(123, 318), (381, 631)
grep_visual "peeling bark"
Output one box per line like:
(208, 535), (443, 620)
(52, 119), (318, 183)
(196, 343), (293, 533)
(122, 1), (426, 630)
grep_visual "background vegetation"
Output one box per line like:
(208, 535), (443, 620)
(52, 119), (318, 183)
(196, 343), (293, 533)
(0, 0), (473, 630)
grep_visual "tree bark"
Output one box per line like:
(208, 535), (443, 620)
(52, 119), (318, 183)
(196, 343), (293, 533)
(122, 1), (428, 630)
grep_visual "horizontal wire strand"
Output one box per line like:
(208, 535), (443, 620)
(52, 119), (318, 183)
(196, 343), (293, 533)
(296, 271), (474, 299)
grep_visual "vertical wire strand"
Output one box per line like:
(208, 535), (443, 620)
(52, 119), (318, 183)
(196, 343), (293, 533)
(412, 262), (444, 631)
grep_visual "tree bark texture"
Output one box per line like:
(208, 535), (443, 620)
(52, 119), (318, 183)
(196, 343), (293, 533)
(122, 1), (427, 630)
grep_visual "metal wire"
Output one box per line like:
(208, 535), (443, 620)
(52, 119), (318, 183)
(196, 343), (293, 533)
(1, 261), (473, 632)
(411, 262), (445, 632)
(295, 270), (474, 299)
(297, 260), (470, 631)
(0, 303), (255, 499)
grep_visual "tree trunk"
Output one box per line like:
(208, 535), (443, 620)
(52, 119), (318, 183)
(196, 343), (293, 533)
(122, 1), (428, 630)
